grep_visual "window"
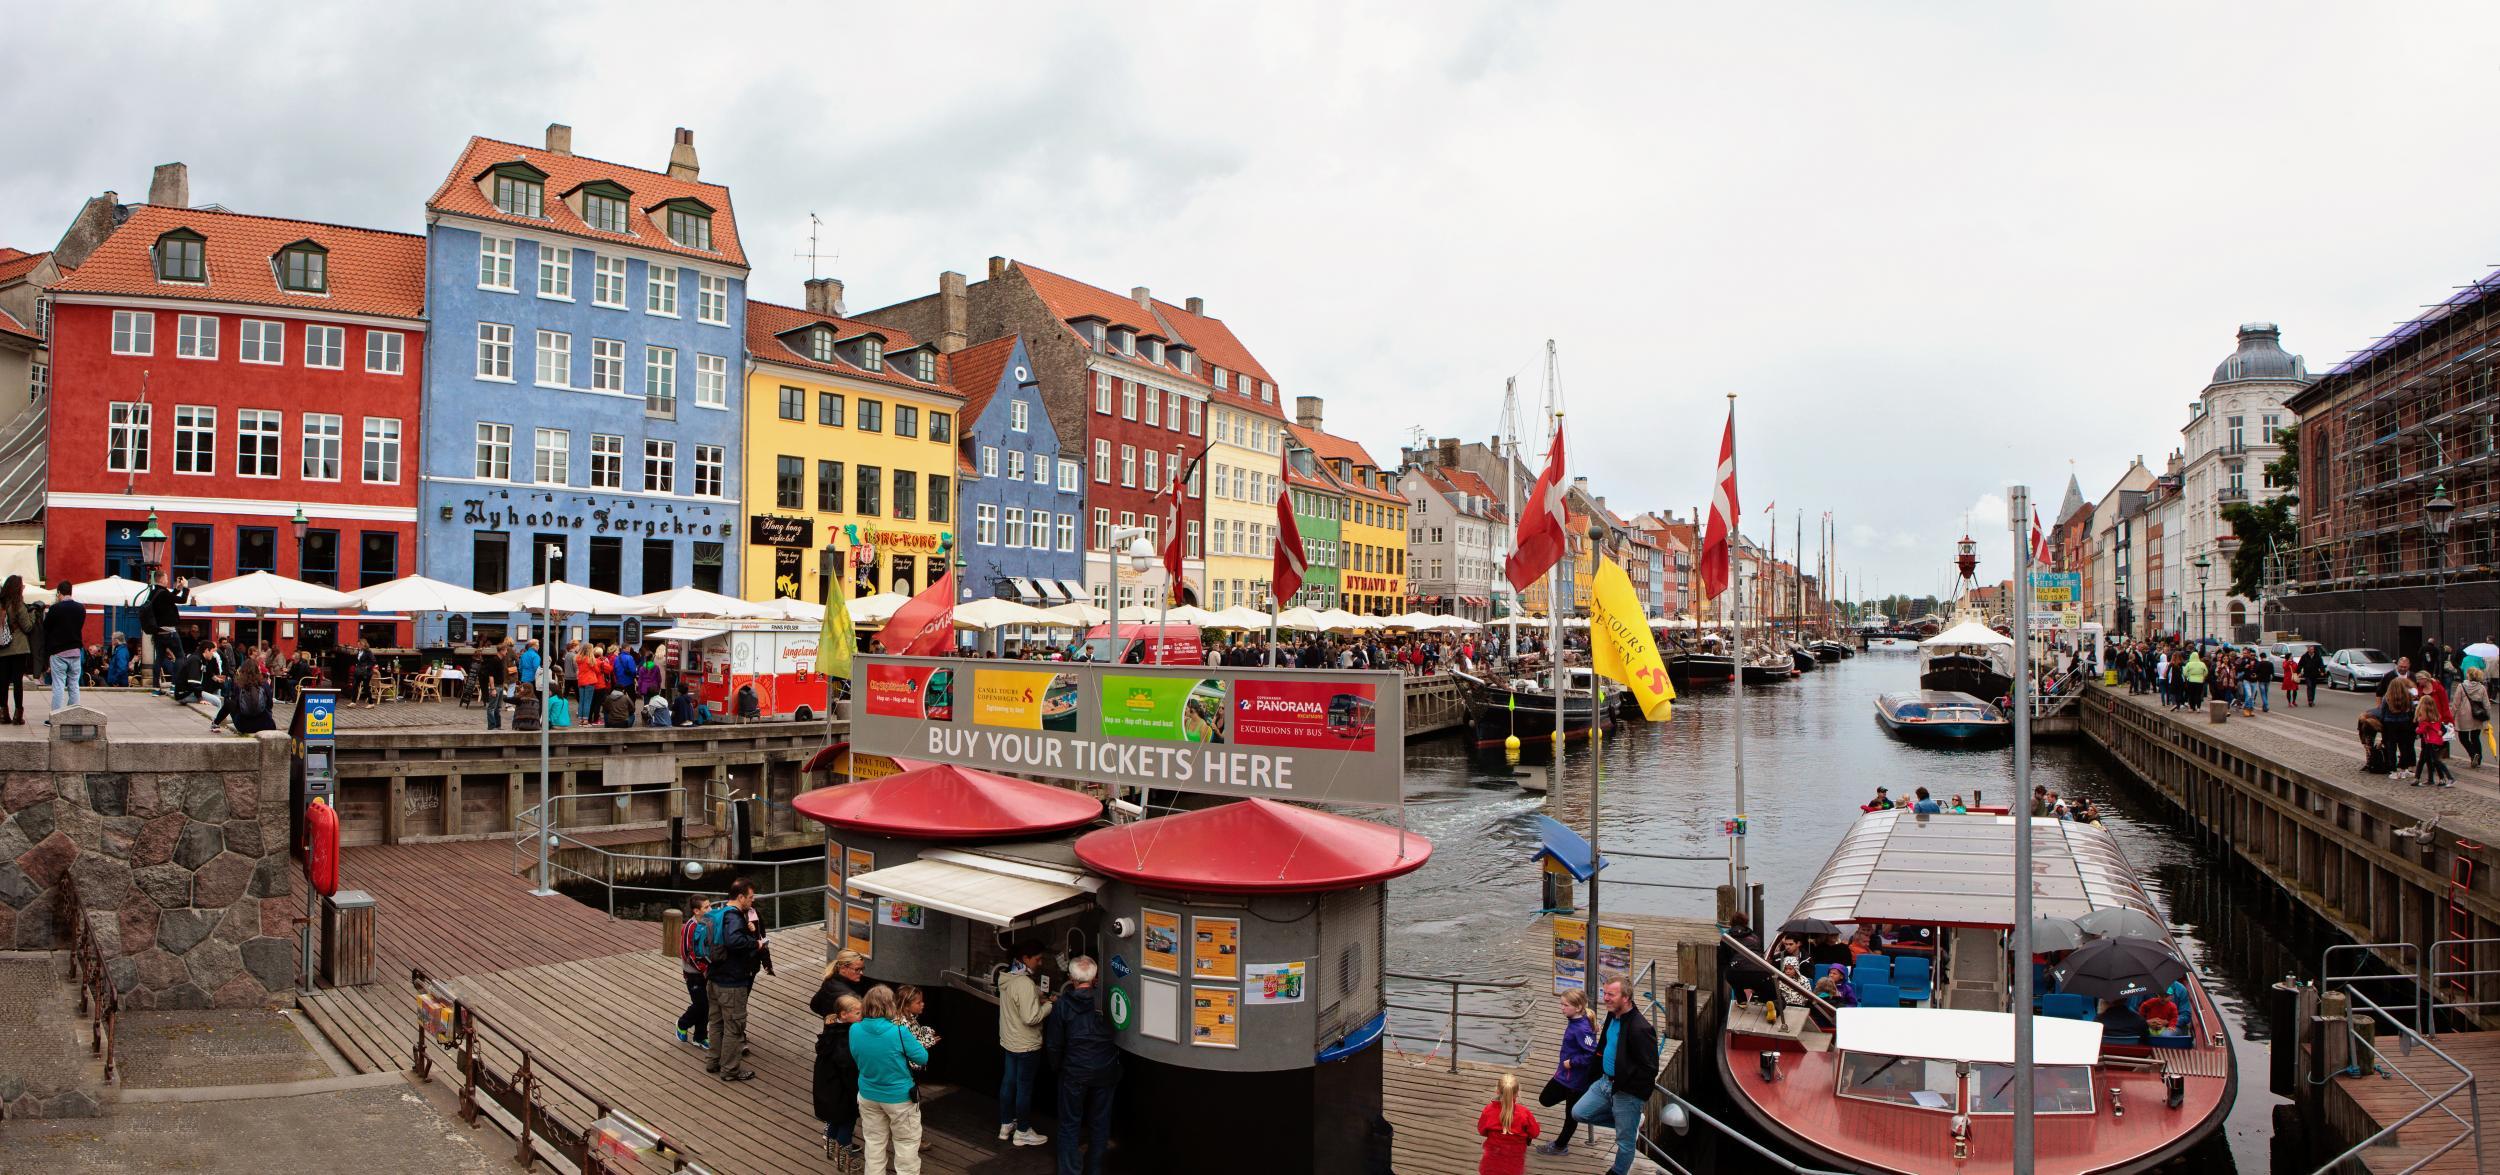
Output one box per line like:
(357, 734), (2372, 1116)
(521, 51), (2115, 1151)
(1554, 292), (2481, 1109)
(493, 173), (544, 218)
(645, 440), (675, 493)
(818, 392), (844, 426)
(667, 207), (711, 251)
(858, 399), (883, 432)
(893, 469), (917, 519)
(476, 322), (513, 379)
(646, 264), (678, 315)
(1095, 373), (1112, 413)
(365, 330), (404, 374)
(1007, 399), (1030, 433)
(238, 409), (281, 477)
(2227, 463), (2245, 491)
(817, 460), (843, 512)
(1121, 445), (1136, 487)
(591, 338), (625, 391)
(776, 455), (803, 509)
(913, 350), (935, 382)
(692, 542), (723, 592)
(590, 433), (623, 489)
(779, 385), (805, 421)
(693, 445), (724, 497)
(1004, 507), (1026, 548)
(108, 402), (150, 471)
(173, 406), (215, 474)
(644, 346), (677, 415)
(642, 538), (674, 595)
(156, 231), (204, 282)
(2226, 415), (2245, 449)
(1008, 450), (1026, 482)
(479, 236), (515, 290)
(931, 411), (951, 443)
(360, 417), (400, 484)
(535, 330), (571, 386)
(475, 423), (512, 480)
(895, 404), (919, 438)
(1143, 450), (1159, 492)
(855, 464), (882, 515)
(1144, 389), (1160, 427)
(1059, 460), (1079, 493)
(809, 328), (834, 362)
(1121, 382), (1137, 420)
(301, 413), (342, 480)
(592, 255), (628, 307)
(172, 524), (213, 583)
(241, 319), (285, 365)
(585, 192), (628, 235)
(977, 504), (998, 545)
(1214, 367), (1228, 390)
(533, 428), (569, 484)
(1058, 514), (1076, 552)
(1033, 452), (1051, 485)
(1092, 508), (1110, 550)
(1167, 392), (1183, 432)
(529, 533), (565, 585)
(304, 325), (344, 369)
(697, 274), (728, 324)
(471, 533), (509, 595)
(358, 532), (399, 588)
(1093, 440), (1110, 483)
(1186, 520), (1201, 558)
(538, 245), (572, 299)
(695, 354), (728, 408)
(112, 310), (153, 355)
(177, 314), (218, 359)
(588, 535), (621, 593)
(930, 475), (949, 523)
(859, 337), (883, 372)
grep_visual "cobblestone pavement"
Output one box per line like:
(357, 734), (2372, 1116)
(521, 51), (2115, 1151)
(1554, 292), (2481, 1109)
(0, 1084), (507, 1173)
(113, 1009), (333, 1089)
(0, 954), (88, 1097)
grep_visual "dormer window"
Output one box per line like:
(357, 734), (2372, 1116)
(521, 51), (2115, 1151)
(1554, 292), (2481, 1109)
(1177, 350), (1196, 375)
(155, 229), (205, 283)
(1110, 327), (1135, 355)
(859, 337), (884, 372)
(913, 350), (935, 383)
(493, 173), (544, 218)
(277, 241), (328, 293)
(1213, 367), (1228, 390)
(578, 181), (633, 235)
(661, 201), (714, 251)
(809, 328), (835, 362)
(1145, 338), (1165, 364)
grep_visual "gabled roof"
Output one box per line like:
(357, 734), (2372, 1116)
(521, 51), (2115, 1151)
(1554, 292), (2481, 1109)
(746, 301), (959, 398)
(1411, 465), (1502, 520)
(0, 249), (48, 285)
(1009, 262), (1286, 420)
(947, 335), (1023, 428)
(1151, 296), (1275, 386)
(49, 204), (425, 320)
(1018, 263), (1166, 338)
(0, 306), (37, 346)
(1288, 424), (1400, 503)
(427, 136), (747, 267)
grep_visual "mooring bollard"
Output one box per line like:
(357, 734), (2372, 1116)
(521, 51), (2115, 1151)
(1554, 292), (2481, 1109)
(660, 907), (682, 957)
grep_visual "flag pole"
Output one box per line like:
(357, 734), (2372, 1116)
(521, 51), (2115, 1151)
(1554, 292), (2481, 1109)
(1548, 410), (1567, 748)
(1503, 377), (1521, 661)
(1585, 528), (1606, 980)
(1727, 394), (1748, 905)
(2009, 484), (2037, 1173)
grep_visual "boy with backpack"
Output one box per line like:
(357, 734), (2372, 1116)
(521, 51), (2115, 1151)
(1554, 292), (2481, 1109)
(704, 879), (765, 1082)
(677, 896), (714, 1049)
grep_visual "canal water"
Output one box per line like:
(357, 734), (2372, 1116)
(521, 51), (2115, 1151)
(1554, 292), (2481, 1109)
(1388, 651), (2329, 1173)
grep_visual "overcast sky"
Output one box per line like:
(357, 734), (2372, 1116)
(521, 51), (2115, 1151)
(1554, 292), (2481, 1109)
(6, 3), (2493, 600)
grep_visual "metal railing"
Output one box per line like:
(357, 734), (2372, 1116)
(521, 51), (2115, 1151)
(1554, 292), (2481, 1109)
(63, 874), (119, 1085)
(2323, 941), (2429, 1031)
(2431, 936), (2500, 1029)
(1382, 971), (1528, 1073)
(1637, 1088), (1850, 1175)
(522, 832), (828, 929)
(2316, 983), (2482, 1175)
(514, 784), (690, 842)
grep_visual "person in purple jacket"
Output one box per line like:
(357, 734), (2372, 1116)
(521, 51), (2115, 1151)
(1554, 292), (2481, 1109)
(1534, 988), (1602, 1156)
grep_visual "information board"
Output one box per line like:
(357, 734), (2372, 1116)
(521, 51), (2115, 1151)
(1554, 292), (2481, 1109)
(2031, 572), (2080, 605)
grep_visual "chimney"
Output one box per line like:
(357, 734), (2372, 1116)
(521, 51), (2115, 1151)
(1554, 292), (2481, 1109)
(1130, 286), (1153, 309)
(937, 271), (970, 354)
(545, 123), (574, 155)
(149, 162), (189, 208)
(1186, 296), (1205, 315)
(1438, 438), (1458, 466)
(1295, 396), (1324, 431)
(988, 256), (1009, 281)
(667, 127), (699, 181)
(804, 277), (845, 317)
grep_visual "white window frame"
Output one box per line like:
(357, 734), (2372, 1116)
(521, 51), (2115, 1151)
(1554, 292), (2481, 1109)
(646, 264), (679, 316)
(238, 409), (282, 478)
(693, 445), (725, 497)
(1121, 382), (1136, 420)
(1143, 450), (1159, 492)
(300, 413), (342, 481)
(1167, 392), (1183, 432)
(476, 422), (512, 481)
(1092, 508), (1110, 551)
(478, 235), (516, 291)
(977, 504), (999, 546)
(982, 446), (999, 477)
(365, 330), (405, 375)
(173, 405), (215, 475)
(1188, 399), (1202, 436)
(1058, 460), (1079, 493)
(644, 346), (678, 414)
(112, 310), (154, 356)
(362, 416), (401, 485)
(1033, 452), (1051, 485)
(538, 244), (573, 300)
(1008, 450), (1026, 482)
(1121, 445), (1136, 487)
(697, 274), (729, 325)
(177, 313), (218, 360)
(1011, 399), (1029, 432)
(535, 330), (572, 388)
(476, 322), (514, 381)
(240, 319), (285, 366)
(1004, 507), (1026, 549)
(592, 255), (628, 308)
(304, 324), (346, 370)
(589, 432), (624, 490)
(1144, 389), (1160, 427)
(644, 439), (675, 493)
(591, 338), (626, 392)
(1093, 440), (1110, 483)
(1057, 514), (1076, 553)
(533, 427), (569, 485)
(108, 401), (150, 472)
(695, 353), (728, 408)
(1095, 373), (1112, 413)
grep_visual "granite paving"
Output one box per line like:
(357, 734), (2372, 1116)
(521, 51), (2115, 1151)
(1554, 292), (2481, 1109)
(0, 1083), (506, 1173)
(112, 1009), (331, 1090)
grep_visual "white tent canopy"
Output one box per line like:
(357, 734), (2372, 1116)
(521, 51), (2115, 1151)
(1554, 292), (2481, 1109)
(1158, 604), (1218, 626)
(68, 576), (147, 607)
(750, 597), (827, 622)
(189, 571), (362, 612)
(1274, 606), (1327, 632)
(1922, 620), (2015, 650)
(1314, 608), (1370, 631)
(494, 582), (653, 615)
(952, 598), (1068, 631)
(348, 575), (513, 616)
(634, 586), (773, 619)
(1045, 600), (1109, 627)
(1203, 606), (1272, 630)
(847, 592), (913, 624)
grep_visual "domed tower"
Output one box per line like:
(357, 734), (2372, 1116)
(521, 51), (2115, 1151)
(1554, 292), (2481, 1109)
(2180, 323), (2312, 643)
(2211, 322), (2308, 386)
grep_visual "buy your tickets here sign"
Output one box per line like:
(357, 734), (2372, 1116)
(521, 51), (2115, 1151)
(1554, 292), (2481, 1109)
(847, 655), (1407, 807)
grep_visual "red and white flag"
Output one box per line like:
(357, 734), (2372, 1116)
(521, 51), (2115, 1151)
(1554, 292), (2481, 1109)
(874, 569), (956, 657)
(2029, 507), (2050, 567)
(1701, 405), (1739, 600)
(1272, 456), (1306, 606)
(1505, 423), (1569, 595)
(1162, 447), (1206, 604)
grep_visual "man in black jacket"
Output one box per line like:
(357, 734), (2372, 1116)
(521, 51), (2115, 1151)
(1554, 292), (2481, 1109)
(39, 581), (85, 718)
(1045, 956), (1121, 1175)
(1569, 977), (1658, 1175)
(704, 878), (763, 1082)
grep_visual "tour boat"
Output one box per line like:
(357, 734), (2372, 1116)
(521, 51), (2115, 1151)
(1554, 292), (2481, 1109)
(1454, 668), (1617, 748)
(1920, 619), (2016, 701)
(1874, 690), (2011, 744)
(1720, 811), (2234, 1174)
(1810, 639), (1853, 662)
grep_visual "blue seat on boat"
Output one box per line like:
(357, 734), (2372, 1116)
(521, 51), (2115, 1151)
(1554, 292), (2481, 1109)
(1857, 981), (1902, 1009)
(1853, 956), (1892, 988)
(1893, 957), (1932, 1001)
(2101, 1033), (2143, 1046)
(2145, 1033), (2194, 1049)
(2040, 993), (2096, 1021)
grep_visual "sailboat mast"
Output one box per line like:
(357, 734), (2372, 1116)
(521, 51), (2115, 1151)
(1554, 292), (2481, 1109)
(1502, 376), (1521, 658)
(1727, 394), (1748, 905)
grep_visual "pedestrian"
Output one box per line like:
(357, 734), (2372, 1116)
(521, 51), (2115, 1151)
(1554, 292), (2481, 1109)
(0, 575), (32, 724)
(2181, 650), (2207, 711)
(518, 639), (543, 695)
(2382, 671), (2420, 770)
(39, 581), (84, 719)
(2248, 650), (2273, 713)
(2461, 667), (2491, 770)
(2302, 646), (2326, 706)
(214, 659), (278, 735)
(996, 941), (1053, 1148)
(2417, 691), (2456, 788)
(1568, 977), (1659, 1175)
(512, 682), (543, 732)
(1534, 988), (1599, 1157)
(703, 878), (762, 1082)
(851, 984), (927, 1175)
(1045, 955), (1121, 1175)
(348, 640), (377, 706)
(484, 676), (505, 730)
(602, 686), (635, 727)
(575, 643), (607, 724)
(676, 896), (713, 1050)
(811, 985), (863, 1163)
(1476, 1071), (1541, 1175)
(612, 643), (639, 701)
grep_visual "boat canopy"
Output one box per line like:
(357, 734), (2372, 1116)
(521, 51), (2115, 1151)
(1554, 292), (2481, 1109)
(1791, 811), (2161, 926)
(1835, 1007), (2102, 1066)
(1921, 620), (2012, 649)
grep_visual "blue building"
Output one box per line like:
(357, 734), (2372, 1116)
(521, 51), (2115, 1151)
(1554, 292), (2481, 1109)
(418, 126), (746, 640)
(951, 337), (1086, 616)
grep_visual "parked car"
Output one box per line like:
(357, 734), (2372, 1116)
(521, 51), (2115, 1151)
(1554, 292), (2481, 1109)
(2270, 640), (2324, 664)
(2325, 648), (2398, 691)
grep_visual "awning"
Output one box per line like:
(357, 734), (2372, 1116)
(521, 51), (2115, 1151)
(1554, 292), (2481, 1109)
(1036, 579), (1069, 602)
(1009, 577), (1042, 603)
(1835, 1007), (2102, 1066)
(649, 625), (731, 642)
(845, 857), (1093, 930)
(1056, 579), (1091, 603)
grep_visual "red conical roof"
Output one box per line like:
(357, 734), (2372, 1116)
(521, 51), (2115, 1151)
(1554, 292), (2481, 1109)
(1074, 799), (1433, 895)
(793, 763), (1101, 841)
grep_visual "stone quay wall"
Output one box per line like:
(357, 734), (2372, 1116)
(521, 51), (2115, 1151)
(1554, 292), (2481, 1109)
(0, 711), (299, 1008)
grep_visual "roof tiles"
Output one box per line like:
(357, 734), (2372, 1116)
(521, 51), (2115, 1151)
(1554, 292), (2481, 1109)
(48, 204), (425, 320)
(0, 249), (46, 285)
(426, 136), (746, 267)
(946, 335), (1021, 427)
(746, 300), (959, 398)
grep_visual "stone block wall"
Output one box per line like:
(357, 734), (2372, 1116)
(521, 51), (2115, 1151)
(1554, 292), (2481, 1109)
(0, 710), (299, 1008)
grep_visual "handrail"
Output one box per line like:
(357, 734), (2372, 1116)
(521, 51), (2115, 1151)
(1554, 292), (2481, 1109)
(63, 874), (119, 1085)
(1383, 972), (1531, 1072)
(1718, 932), (1839, 1021)
(2428, 936), (2500, 1024)
(2311, 982), (2483, 1175)
(1638, 1087), (1852, 1175)
(523, 828), (828, 929)
(2322, 941), (2429, 1032)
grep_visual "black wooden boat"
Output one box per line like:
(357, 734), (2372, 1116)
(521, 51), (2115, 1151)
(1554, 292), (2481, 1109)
(1790, 646), (1819, 674)
(1809, 640), (1851, 662)
(1454, 669), (1617, 748)
(1667, 651), (1736, 686)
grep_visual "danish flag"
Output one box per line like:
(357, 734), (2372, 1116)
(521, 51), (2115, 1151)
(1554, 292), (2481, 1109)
(2030, 507), (2050, 567)
(1162, 446), (1206, 602)
(1701, 404), (1738, 600)
(1504, 423), (1568, 595)
(1272, 455), (1306, 606)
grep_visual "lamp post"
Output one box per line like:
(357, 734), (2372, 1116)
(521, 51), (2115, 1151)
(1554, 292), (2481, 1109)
(819, 541), (839, 606)
(138, 511), (167, 581)
(531, 542), (563, 898)
(2429, 483), (2456, 668)
(2193, 553), (2211, 646)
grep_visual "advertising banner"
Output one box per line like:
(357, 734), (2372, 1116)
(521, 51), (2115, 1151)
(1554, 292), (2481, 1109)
(1192, 915), (1241, 981)
(1190, 986), (1240, 1048)
(2031, 572), (2080, 605)
(849, 655), (1406, 807)
(1140, 908), (1181, 975)
(1553, 917), (1635, 991)
(1245, 960), (1306, 1005)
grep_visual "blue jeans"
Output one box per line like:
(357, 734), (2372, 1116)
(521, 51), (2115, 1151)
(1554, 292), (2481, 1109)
(578, 685), (596, 720)
(49, 650), (80, 713)
(1571, 1075), (1644, 1175)
(1055, 1070), (1116, 1175)
(999, 1048), (1040, 1130)
(2254, 681), (2270, 711)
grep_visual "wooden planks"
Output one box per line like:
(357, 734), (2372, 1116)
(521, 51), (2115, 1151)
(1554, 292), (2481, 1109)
(337, 840), (659, 981)
(2330, 1027), (2500, 1174)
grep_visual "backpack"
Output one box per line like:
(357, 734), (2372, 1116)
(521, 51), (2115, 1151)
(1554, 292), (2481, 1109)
(703, 905), (743, 965)
(237, 684), (269, 719)
(682, 912), (713, 973)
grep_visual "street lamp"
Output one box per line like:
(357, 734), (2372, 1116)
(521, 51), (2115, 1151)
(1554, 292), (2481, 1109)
(2429, 483), (2456, 667)
(138, 511), (167, 580)
(2192, 553), (2211, 646)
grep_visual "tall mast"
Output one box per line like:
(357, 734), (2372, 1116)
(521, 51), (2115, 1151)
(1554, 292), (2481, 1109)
(1726, 394), (1748, 909)
(1501, 376), (1522, 657)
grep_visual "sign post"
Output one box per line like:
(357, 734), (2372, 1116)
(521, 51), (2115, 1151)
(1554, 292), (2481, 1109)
(294, 688), (337, 993)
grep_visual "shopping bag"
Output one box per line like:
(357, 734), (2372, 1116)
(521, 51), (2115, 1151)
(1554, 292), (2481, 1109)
(549, 695), (573, 728)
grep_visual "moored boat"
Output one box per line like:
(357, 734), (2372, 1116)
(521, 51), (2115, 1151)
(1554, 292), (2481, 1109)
(1810, 639), (1851, 662)
(1920, 619), (2015, 700)
(1455, 668), (1617, 748)
(1667, 650), (1736, 686)
(1874, 690), (2011, 744)
(1791, 645), (1819, 674)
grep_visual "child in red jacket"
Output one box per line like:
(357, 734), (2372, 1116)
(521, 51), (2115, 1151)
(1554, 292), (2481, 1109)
(1477, 1072), (1542, 1175)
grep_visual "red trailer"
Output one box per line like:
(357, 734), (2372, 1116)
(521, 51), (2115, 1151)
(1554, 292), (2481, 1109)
(652, 623), (835, 721)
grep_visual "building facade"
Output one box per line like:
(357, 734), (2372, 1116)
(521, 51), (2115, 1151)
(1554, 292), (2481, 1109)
(2085, 460), (2154, 632)
(1284, 447), (1344, 609)
(1289, 400), (1405, 615)
(1397, 461), (1500, 620)
(950, 336), (1084, 608)
(418, 127), (747, 621)
(2178, 324), (2308, 641)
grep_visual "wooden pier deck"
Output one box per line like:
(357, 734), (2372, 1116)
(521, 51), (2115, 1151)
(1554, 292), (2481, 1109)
(333, 839), (654, 981)
(2326, 1027), (2500, 1174)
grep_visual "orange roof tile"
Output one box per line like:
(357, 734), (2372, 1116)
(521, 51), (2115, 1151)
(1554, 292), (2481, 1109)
(49, 205), (424, 320)
(1151, 297), (1275, 385)
(0, 249), (45, 285)
(426, 136), (746, 267)
(946, 335), (1021, 429)
(1016, 263), (1168, 338)
(1007, 262), (1289, 420)
(0, 306), (36, 345)
(746, 300), (958, 398)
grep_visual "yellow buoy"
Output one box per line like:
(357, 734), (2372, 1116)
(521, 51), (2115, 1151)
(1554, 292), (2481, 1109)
(1503, 734), (1522, 752)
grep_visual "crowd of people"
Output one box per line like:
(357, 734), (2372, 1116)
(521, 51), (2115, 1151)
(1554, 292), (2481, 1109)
(2106, 638), (2318, 716)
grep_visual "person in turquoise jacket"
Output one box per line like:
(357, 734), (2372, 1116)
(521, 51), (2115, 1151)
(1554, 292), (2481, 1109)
(849, 985), (929, 1175)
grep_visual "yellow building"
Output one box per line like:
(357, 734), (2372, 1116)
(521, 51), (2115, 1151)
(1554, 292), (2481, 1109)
(744, 295), (963, 602)
(1289, 404), (1407, 615)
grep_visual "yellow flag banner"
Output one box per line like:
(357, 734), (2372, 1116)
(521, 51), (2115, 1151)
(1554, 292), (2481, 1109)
(817, 591), (856, 681)
(1590, 555), (1675, 721)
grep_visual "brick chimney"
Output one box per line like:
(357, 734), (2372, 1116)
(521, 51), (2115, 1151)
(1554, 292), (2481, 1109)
(1438, 438), (1458, 466)
(936, 271), (969, 354)
(149, 162), (189, 208)
(1131, 286), (1153, 310)
(667, 127), (699, 181)
(1295, 396), (1324, 430)
(988, 256), (1009, 281)
(1185, 296), (1205, 315)
(545, 123), (574, 155)
(804, 277), (845, 317)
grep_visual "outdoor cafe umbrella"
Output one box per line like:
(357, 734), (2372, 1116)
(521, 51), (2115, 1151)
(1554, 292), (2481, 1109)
(2073, 906), (2167, 942)
(847, 592), (913, 625)
(1204, 606), (1271, 630)
(750, 596), (827, 622)
(632, 586), (773, 619)
(347, 574), (513, 616)
(951, 597), (1066, 630)
(1778, 916), (1840, 938)
(188, 570), (361, 612)
(491, 582), (652, 616)
(1044, 600), (1108, 628)
(1274, 606), (1327, 633)
(2048, 934), (2188, 1001)
(69, 575), (150, 607)
(2028, 914), (2087, 953)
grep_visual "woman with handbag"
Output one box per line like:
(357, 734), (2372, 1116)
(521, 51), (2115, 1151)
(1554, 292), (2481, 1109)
(1533, 988), (1600, 1157)
(0, 576), (33, 724)
(2461, 667), (2491, 770)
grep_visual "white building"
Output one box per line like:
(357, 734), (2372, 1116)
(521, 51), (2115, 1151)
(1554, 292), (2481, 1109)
(1398, 463), (1502, 620)
(2086, 459), (2155, 630)
(2178, 324), (2310, 641)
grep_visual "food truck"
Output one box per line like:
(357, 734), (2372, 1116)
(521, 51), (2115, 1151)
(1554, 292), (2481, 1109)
(651, 623), (834, 720)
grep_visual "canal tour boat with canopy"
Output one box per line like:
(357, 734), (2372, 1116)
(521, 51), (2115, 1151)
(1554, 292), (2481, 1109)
(1719, 810), (2234, 1174)
(1920, 618), (2017, 701)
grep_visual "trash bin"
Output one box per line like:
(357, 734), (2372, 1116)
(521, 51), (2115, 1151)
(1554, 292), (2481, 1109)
(322, 889), (377, 987)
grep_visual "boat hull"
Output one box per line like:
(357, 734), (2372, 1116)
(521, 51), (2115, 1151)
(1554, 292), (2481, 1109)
(1464, 685), (1616, 748)
(1666, 653), (1735, 686)
(1741, 663), (1795, 685)
(1920, 658), (2012, 701)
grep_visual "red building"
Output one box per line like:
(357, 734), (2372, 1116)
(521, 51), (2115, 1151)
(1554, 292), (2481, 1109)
(46, 204), (426, 652)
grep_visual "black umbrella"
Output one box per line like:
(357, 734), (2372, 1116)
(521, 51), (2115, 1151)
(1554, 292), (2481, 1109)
(2026, 915), (2085, 953)
(2075, 906), (2166, 941)
(1780, 917), (1841, 938)
(2049, 934), (2187, 1001)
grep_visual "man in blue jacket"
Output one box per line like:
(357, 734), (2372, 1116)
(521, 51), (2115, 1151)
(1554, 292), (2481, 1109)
(1045, 956), (1121, 1175)
(1571, 977), (1659, 1175)
(704, 878), (762, 1082)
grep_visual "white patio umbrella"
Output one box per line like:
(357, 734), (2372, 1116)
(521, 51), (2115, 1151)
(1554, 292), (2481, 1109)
(847, 592), (914, 625)
(1159, 604), (1218, 626)
(1203, 606), (1271, 630)
(69, 576), (149, 607)
(492, 582), (654, 616)
(1044, 600), (1108, 627)
(633, 586), (774, 619)
(1315, 608), (1370, 631)
(1275, 606), (1327, 632)
(952, 597), (1068, 630)
(750, 597), (827, 622)
(1380, 612), (1434, 629)
(348, 575), (514, 616)
(189, 570), (362, 612)
(1423, 614), (1482, 631)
